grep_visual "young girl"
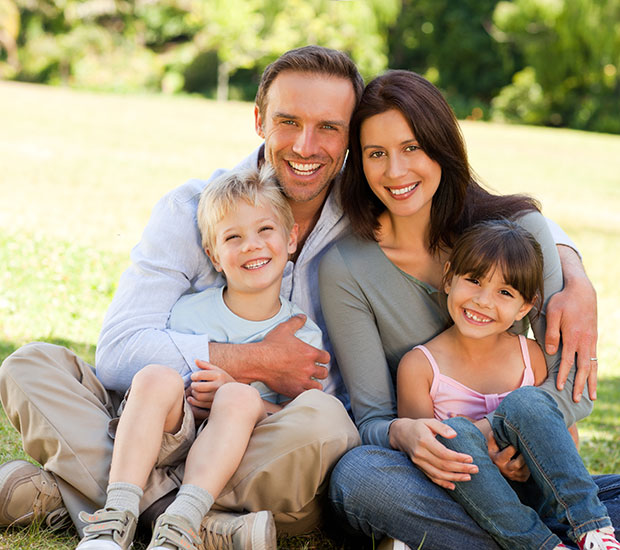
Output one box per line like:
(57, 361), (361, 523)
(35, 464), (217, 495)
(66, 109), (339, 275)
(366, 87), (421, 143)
(397, 219), (618, 550)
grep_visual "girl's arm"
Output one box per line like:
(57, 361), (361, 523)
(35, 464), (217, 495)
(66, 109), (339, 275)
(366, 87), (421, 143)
(397, 349), (435, 419)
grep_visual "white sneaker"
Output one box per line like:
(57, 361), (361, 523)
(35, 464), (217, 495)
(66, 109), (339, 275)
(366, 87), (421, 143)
(579, 526), (620, 550)
(377, 537), (412, 550)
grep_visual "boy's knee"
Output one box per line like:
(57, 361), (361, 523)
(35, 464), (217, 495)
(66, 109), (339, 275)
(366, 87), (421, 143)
(131, 364), (184, 400)
(214, 382), (263, 417)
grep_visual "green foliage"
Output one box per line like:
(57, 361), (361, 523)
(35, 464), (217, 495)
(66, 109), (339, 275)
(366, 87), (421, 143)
(491, 0), (620, 133)
(387, 0), (517, 119)
(8, 0), (398, 99)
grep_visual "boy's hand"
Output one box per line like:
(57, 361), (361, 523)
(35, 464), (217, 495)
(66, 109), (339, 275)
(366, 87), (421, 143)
(187, 360), (235, 416)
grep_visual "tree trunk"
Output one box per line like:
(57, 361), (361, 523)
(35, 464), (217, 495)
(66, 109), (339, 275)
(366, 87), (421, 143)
(217, 59), (230, 102)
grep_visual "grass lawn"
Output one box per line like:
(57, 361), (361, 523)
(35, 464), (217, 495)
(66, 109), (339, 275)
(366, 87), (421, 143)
(1, 80), (619, 549)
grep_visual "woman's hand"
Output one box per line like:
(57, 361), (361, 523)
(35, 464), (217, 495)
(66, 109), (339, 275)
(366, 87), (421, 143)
(389, 417), (478, 490)
(187, 359), (236, 416)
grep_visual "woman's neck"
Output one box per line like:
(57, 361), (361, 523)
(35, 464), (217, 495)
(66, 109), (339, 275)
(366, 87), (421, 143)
(222, 286), (282, 322)
(376, 209), (446, 288)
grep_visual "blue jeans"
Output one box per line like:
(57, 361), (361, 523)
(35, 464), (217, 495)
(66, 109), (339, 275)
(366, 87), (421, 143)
(330, 392), (620, 550)
(436, 387), (610, 549)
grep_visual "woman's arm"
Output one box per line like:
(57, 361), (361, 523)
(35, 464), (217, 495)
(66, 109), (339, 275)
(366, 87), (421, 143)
(319, 244), (396, 447)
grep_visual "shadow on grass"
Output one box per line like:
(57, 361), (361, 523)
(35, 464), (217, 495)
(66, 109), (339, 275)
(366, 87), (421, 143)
(0, 338), (96, 367)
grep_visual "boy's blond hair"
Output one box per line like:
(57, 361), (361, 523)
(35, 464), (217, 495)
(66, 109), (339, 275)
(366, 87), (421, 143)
(197, 164), (295, 257)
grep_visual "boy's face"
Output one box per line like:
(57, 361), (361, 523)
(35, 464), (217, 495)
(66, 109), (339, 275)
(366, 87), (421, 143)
(207, 200), (297, 296)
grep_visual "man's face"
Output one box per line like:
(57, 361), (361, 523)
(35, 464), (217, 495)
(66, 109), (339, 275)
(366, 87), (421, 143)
(255, 71), (357, 206)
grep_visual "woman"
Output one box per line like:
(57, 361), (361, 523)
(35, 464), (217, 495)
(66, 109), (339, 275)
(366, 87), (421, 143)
(319, 70), (620, 550)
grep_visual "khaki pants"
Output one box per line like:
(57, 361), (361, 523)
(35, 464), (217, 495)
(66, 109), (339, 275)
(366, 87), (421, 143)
(0, 342), (360, 536)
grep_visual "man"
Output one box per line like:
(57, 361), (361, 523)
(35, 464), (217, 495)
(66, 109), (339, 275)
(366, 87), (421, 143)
(0, 46), (601, 549)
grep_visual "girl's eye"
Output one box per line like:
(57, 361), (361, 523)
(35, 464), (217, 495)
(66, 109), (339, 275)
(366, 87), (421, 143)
(225, 234), (240, 242)
(369, 150), (385, 159)
(405, 144), (420, 152)
(465, 277), (480, 285)
(500, 289), (515, 298)
(259, 225), (274, 232)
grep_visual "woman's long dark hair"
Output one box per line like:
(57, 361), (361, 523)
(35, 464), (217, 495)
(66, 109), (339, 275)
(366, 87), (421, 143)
(341, 70), (540, 253)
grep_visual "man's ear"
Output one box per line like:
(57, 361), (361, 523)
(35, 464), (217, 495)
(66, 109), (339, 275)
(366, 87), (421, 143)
(205, 248), (222, 272)
(287, 224), (299, 255)
(255, 105), (265, 139)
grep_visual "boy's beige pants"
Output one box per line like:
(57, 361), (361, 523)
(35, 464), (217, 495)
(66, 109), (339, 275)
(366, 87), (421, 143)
(0, 342), (360, 536)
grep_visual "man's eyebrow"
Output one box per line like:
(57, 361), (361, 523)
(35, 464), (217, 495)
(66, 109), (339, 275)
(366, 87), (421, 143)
(272, 111), (347, 128)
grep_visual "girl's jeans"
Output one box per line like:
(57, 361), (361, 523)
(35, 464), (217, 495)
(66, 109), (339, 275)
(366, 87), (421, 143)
(330, 386), (620, 550)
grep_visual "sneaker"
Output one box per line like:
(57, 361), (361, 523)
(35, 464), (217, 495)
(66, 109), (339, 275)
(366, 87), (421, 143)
(578, 527), (620, 550)
(147, 513), (203, 550)
(76, 508), (137, 550)
(201, 510), (276, 550)
(554, 544), (570, 549)
(0, 459), (70, 530)
(377, 538), (412, 550)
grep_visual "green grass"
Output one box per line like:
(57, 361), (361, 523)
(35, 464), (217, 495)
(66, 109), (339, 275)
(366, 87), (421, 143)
(1, 81), (620, 548)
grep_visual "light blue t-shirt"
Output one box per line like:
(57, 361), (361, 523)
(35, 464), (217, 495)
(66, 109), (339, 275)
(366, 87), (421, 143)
(168, 286), (325, 403)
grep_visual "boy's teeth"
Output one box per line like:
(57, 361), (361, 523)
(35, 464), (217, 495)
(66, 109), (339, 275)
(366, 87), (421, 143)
(244, 259), (269, 269)
(465, 309), (491, 323)
(389, 183), (418, 196)
(289, 161), (320, 175)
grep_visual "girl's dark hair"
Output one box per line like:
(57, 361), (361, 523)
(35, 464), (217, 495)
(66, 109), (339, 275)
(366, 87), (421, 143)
(443, 219), (544, 307)
(341, 70), (540, 252)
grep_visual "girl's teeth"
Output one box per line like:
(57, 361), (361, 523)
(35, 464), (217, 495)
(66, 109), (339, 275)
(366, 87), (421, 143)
(465, 309), (491, 323)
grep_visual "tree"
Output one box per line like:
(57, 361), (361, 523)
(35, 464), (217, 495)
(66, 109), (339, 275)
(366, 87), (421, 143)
(0, 0), (20, 77)
(492, 0), (620, 133)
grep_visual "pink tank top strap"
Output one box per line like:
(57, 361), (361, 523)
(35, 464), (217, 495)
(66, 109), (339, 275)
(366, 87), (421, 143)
(517, 334), (536, 387)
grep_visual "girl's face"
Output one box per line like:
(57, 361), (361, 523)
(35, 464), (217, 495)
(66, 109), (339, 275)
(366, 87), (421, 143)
(360, 109), (442, 221)
(444, 265), (533, 339)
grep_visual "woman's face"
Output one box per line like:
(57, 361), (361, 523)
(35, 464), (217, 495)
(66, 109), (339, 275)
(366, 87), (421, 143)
(360, 109), (441, 221)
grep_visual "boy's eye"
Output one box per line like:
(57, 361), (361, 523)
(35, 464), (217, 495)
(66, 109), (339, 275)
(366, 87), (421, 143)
(465, 277), (480, 285)
(259, 225), (274, 232)
(224, 234), (240, 242)
(500, 289), (515, 298)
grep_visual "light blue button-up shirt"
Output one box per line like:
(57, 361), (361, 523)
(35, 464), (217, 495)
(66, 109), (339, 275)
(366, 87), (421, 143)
(95, 146), (351, 403)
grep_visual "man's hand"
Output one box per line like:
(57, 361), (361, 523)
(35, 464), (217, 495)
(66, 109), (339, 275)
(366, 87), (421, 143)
(187, 360), (235, 420)
(258, 315), (330, 396)
(208, 315), (329, 398)
(545, 246), (598, 402)
(474, 419), (530, 482)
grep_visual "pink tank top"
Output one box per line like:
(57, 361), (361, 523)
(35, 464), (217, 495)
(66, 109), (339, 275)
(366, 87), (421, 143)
(415, 334), (536, 422)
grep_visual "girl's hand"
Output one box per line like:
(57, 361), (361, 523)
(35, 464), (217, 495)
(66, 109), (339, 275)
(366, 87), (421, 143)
(187, 359), (236, 410)
(389, 417), (478, 490)
(473, 418), (531, 482)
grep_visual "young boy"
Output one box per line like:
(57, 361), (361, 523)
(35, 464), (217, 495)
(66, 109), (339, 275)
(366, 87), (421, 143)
(75, 165), (325, 550)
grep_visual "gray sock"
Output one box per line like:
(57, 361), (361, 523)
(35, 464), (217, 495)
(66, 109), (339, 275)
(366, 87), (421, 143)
(105, 482), (143, 519)
(164, 484), (214, 534)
